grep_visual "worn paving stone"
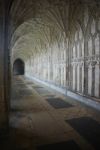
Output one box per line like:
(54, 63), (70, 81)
(34, 88), (51, 95)
(46, 98), (73, 109)
(66, 117), (100, 150)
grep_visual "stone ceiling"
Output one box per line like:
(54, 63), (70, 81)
(10, 0), (100, 63)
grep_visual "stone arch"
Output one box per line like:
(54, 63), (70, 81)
(13, 58), (25, 75)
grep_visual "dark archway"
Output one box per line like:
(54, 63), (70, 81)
(13, 59), (25, 75)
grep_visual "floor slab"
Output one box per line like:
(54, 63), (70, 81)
(6, 76), (100, 150)
(66, 117), (100, 150)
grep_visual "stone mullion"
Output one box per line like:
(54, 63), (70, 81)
(91, 65), (95, 96)
(84, 39), (88, 95)
(99, 62), (100, 98)
(57, 48), (60, 86)
(92, 37), (95, 55)
(70, 41), (73, 90)
(75, 64), (77, 91)
(47, 54), (50, 81)
(79, 41), (82, 94)
(79, 66), (82, 93)
(65, 37), (68, 90)
(51, 46), (53, 82)
(84, 63), (88, 95)
(75, 41), (78, 92)
(71, 64), (73, 90)
(68, 40), (72, 90)
(72, 65), (75, 91)
(59, 48), (62, 86)
(71, 44), (74, 90)
(99, 32), (100, 98)
(91, 36), (95, 97)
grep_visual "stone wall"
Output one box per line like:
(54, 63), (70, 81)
(0, 0), (10, 132)
(71, 17), (100, 98)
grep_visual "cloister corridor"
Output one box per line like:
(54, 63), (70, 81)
(0, 0), (100, 150)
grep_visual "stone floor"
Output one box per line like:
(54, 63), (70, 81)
(1, 76), (100, 150)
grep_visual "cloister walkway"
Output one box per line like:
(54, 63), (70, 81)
(3, 76), (100, 150)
